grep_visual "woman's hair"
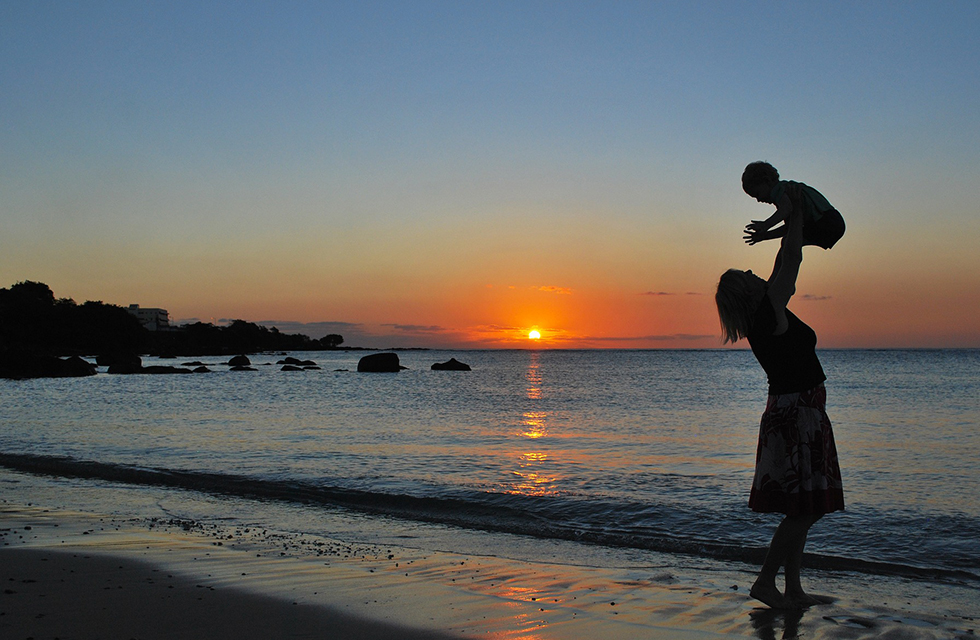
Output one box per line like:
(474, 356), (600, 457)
(715, 269), (757, 344)
(741, 161), (779, 194)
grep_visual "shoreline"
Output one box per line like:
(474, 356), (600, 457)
(2, 547), (454, 640)
(3, 503), (975, 639)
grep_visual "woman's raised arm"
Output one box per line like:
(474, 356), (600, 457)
(766, 201), (804, 315)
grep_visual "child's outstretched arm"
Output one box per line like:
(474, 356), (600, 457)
(744, 191), (793, 245)
(743, 224), (787, 245)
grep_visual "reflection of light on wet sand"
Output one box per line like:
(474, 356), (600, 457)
(6, 505), (960, 640)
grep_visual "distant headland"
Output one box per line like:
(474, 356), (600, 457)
(0, 280), (350, 378)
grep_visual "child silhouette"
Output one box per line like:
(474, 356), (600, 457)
(742, 162), (845, 252)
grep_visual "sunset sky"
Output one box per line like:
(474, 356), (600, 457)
(2, 1), (978, 348)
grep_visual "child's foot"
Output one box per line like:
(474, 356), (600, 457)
(750, 580), (789, 609)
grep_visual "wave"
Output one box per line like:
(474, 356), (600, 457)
(2, 451), (977, 586)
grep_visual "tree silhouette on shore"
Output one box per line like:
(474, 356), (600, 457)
(0, 281), (345, 367)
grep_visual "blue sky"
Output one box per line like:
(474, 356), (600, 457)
(2, 1), (978, 347)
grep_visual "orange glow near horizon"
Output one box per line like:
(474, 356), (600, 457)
(9, 225), (979, 350)
(528, 329), (541, 340)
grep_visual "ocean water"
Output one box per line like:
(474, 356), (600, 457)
(2, 349), (978, 591)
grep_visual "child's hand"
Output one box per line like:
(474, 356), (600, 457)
(745, 219), (771, 233)
(743, 228), (766, 245)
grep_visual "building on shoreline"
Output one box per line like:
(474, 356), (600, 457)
(127, 304), (170, 331)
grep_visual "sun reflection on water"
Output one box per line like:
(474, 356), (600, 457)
(520, 411), (547, 439)
(525, 355), (543, 400)
(507, 352), (562, 496)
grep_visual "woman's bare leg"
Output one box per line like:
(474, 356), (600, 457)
(750, 514), (819, 608)
(784, 514), (823, 606)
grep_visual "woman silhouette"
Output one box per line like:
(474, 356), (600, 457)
(715, 205), (844, 609)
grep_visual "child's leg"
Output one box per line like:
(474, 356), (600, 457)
(805, 210), (845, 249)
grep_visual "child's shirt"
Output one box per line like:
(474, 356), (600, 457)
(769, 180), (836, 223)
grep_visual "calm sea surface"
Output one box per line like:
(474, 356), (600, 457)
(2, 349), (978, 587)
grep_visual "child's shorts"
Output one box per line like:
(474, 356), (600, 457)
(803, 209), (845, 249)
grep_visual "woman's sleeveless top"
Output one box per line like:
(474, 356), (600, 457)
(747, 297), (826, 395)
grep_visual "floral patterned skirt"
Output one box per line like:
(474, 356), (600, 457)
(748, 384), (845, 516)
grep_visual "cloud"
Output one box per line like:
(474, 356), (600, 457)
(584, 333), (713, 342)
(640, 291), (704, 296)
(537, 286), (573, 295)
(381, 324), (448, 334)
(470, 323), (522, 334)
(800, 294), (832, 301)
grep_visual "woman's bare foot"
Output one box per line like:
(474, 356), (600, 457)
(785, 591), (833, 608)
(750, 579), (789, 609)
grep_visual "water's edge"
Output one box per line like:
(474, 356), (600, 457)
(3, 451), (976, 587)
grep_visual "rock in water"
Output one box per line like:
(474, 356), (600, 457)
(357, 352), (406, 372)
(431, 358), (471, 371)
(106, 354), (143, 374)
(100, 352), (142, 374)
(61, 356), (98, 377)
(0, 352), (97, 379)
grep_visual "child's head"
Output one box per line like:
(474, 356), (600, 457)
(742, 161), (779, 200)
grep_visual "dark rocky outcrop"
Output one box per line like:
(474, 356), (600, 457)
(431, 358), (471, 371)
(98, 352), (142, 369)
(107, 354), (143, 374)
(278, 357), (319, 367)
(227, 355), (251, 367)
(62, 356), (98, 377)
(192, 366), (211, 373)
(229, 365), (258, 372)
(281, 364), (304, 371)
(357, 352), (406, 372)
(0, 351), (97, 379)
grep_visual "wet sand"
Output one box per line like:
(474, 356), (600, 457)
(1, 504), (974, 639)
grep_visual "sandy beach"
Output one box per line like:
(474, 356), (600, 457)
(2, 502), (974, 640)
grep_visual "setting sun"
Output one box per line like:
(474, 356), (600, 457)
(528, 330), (541, 340)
